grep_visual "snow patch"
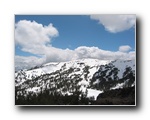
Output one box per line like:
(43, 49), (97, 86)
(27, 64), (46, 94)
(87, 89), (102, 100)
(110, 83), (124, 90)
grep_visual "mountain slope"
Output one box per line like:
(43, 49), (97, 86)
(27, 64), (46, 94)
(90, 59), (135, 91)
(15, 58), (135, 105)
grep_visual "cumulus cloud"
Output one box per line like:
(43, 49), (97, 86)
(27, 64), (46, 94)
(74, 46), (134, 60)
(44, 47), (75, 63)
(119, 45), (132, 52)
(15, 20), (59, 55)
(15, 55), (46, 71)
(15, 20), (135, 70)
(15, 46), (135, 70)
(90, 15), (136, 33)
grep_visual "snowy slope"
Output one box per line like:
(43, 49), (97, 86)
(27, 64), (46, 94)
(18, 58), (111, 80)
(90, 59), (135, 91)
(111, 60), (135, 78)
(15, 58), (135, 101)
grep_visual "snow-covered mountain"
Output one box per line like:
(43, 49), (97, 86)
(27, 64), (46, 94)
(90, 59), (135, 91)
(15, 58), (135, 103)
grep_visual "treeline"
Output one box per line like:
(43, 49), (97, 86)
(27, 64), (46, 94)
(15, 86), (135, 105)
(15, 89), (94, 105)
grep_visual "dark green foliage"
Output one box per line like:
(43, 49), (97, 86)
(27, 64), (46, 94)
(96, 86), (135, 105)
(15, 89), (90, 105)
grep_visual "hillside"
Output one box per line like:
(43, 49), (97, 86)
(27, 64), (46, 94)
(15, 58), (135, 105)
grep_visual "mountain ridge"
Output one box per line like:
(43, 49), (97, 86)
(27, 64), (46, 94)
(15, 58), (135, 105)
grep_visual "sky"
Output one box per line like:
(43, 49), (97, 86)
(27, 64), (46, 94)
(15, 15), (136, 70)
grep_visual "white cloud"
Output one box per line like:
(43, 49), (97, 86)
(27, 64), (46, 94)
(15, 20), (135, 70)
(128, 51), (136, 60)
(15, 20), (59, 55)
(15, 46), (135, 70)
(119, 45), (132, 52)
(90, 15), (136, 33)
(15, 55), (46, 71)
(74, 46), (134, 60)
(44, 47), (75, 63)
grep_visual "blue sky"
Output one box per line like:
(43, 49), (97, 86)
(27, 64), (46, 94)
(15, 15), (135, 52)
(15, 15), (135, 70)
